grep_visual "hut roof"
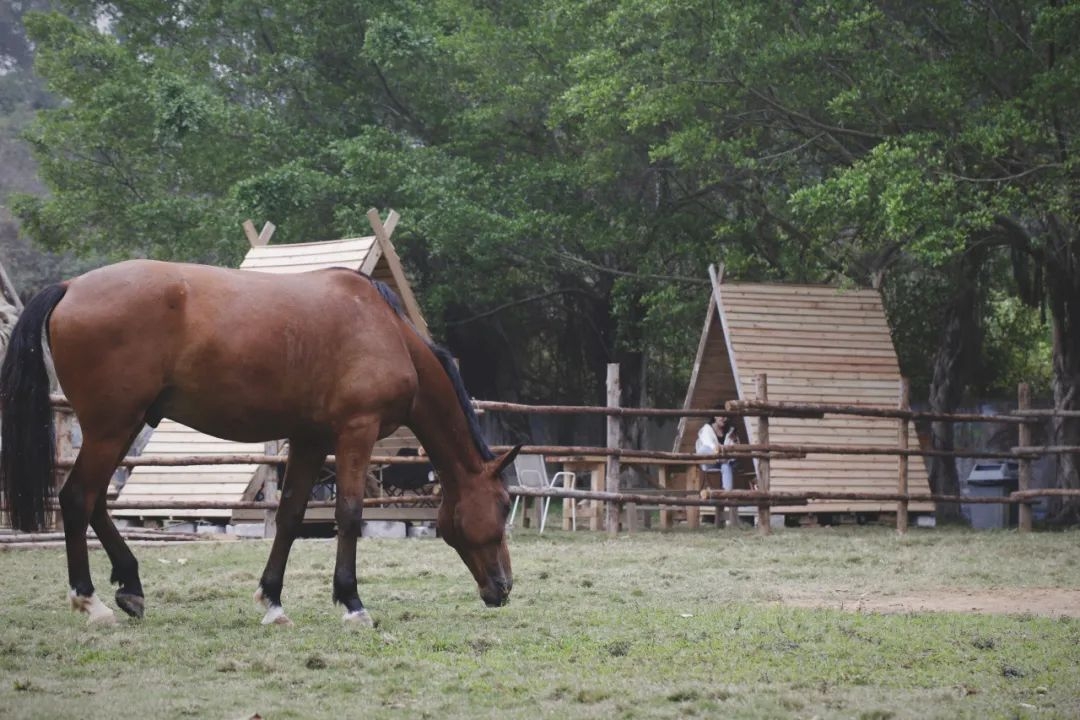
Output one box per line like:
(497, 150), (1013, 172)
(674, 269), (932, 513)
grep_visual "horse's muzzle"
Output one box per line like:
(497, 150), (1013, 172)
(481, 577), (512, 607)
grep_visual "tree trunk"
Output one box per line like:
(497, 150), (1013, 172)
(1045, 224), (1080, 525)
(926, 257), (983, 524)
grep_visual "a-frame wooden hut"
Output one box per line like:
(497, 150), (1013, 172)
(115, 210), (428, 522)
(673, 267), (932, 516)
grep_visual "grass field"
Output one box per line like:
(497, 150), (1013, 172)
(1, 525), (1079, 719)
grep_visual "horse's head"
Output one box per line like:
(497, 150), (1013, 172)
(438, 445), (521, 607)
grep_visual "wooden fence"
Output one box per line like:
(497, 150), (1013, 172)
(25, 374), (1080, 539)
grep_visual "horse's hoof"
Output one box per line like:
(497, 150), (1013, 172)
(69, 591), (117, 625)
(261, 604), (293, 626)
(116, 592), (145, 620)
(342, 608), (374, 627)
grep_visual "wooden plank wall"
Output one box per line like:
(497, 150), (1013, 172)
(112, 420), (264, 519)
(118, 235), (428, 522)
(675, 282), (932, 513)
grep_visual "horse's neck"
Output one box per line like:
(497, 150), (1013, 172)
(406, 348), (485, 487)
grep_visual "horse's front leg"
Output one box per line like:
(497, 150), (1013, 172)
(255, 438), (326, 626)
(332, 418), (380, 626)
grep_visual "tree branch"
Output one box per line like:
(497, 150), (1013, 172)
(444, 288), (597, 327)
(555, 253), (709, 284)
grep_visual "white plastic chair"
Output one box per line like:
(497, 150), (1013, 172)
(509, 454), (576, 532)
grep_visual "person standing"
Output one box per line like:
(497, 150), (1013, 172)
(695, 416), (722, 471)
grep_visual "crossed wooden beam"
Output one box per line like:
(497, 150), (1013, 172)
(240, 208), (427, 339)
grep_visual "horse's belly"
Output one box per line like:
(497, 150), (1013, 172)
(159, 388), (408, 445)
(159, 392), (318, 444)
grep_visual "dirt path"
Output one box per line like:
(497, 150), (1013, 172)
(779, 587), (1080, 617)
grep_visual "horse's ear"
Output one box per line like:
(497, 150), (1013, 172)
(492, 444), (523, 477)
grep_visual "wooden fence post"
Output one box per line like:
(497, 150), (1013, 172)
(263, 477), (278, 539)
(1018, 383), (1033, 533)
(606, 363), (622, 537)
(658, 466), (673, 529)
(687, 465), (701, 529)
(756, 373), (771, 535)
(897, 378), (910, 534)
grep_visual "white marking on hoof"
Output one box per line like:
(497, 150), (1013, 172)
(69, 590), (117, 625)
(254, 586), (270, 609)
(255, 587), (292, 625)
(260, 604), (293, 626)
(342, 608), (374, 627)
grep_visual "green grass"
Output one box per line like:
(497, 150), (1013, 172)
(1, 526), (1078, 719)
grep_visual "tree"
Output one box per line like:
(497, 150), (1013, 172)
(13, 0), (723, 417)
(13, 0), (1072, 503)
(549, 0), (1077, 509)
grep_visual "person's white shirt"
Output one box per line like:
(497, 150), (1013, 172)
(695, 421), (720, 471)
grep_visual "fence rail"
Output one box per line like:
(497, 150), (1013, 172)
(20, 376), (1079, 539)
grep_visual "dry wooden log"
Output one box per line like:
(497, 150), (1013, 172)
(51, 390), (1049, 424)
(492, 445), (803, 461)
(509, 486), (806, 508)
(1012, 488), (1080, 498)
(1, 538), (230, 551)
(48, 495), (441, 512)
(56, 453), (434, 469)
(496, 443), (1032, 461)
(728, 399), (1026, 424)
(54, 439), (1035, 475)
(699, 489), (1039, 504)
(1011, 446), (1080, 455)
(1010, 409), (1080, 418)
(0, 529), (212, 543)
(474, 400), (738, 418)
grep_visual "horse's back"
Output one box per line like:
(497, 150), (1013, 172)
(49, 260), (419, 442)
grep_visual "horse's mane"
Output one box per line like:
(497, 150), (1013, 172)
(364, 274), (495, 462)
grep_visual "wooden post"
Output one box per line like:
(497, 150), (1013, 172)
(658, 466), (673, 529)
(756, 374), (771, 535)
(588, 464), (603, 531)
(605, 364), (622, 536)
(1018, 383), (1033, 533)
(897, 378), (910, 534)
(625, 501), (638, 533)
(242, 220), (276, 247)
(0, 259), (23, 311)
(263, 477), (278, 539)
(367, 208), (430, 340)
(687, 465), (701, 528)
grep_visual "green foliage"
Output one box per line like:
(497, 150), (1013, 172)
(12, 0), (1074, 408)
(983, 292), (1054, 397)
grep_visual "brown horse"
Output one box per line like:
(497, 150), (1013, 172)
(0, 260), (519, 625)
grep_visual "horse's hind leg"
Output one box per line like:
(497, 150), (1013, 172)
(60, 436), (132, 624)
(89, 491), (144, 619)
(255, 438), (326, 626)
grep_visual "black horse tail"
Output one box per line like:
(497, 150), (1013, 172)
(1, 284), (68, 531)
